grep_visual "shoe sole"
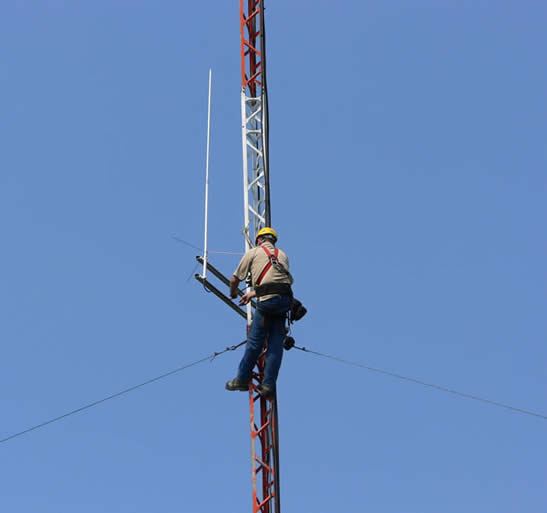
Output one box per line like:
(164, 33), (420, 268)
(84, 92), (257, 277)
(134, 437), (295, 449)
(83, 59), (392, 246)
(257, 387), (274, 398)
(225, 383), (249, 391)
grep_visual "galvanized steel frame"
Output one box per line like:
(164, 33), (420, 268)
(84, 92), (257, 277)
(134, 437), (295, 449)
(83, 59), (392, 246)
(240, 94), (266, 262)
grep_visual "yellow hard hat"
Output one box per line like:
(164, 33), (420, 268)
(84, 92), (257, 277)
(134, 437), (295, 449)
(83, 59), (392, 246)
(255, 227), (278, 244)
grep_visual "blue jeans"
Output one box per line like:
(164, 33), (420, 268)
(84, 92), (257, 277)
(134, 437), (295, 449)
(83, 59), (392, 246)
(237, 295), (292, 387)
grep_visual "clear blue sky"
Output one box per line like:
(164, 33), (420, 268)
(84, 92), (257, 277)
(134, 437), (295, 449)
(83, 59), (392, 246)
(1, 1), (546, 512)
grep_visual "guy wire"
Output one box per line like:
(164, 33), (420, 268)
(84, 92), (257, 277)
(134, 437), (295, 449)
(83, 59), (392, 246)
(0, 341), (247, 446)
(294, 346), (547, 420)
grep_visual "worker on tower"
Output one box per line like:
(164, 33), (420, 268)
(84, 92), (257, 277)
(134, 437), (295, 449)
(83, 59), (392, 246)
(226, 227), (293, 398)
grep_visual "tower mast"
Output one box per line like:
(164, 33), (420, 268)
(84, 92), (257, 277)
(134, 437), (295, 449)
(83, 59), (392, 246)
(239, 2), (280, 512)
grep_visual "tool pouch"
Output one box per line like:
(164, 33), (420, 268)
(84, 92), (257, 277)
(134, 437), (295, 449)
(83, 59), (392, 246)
(290, 298), (307, 322)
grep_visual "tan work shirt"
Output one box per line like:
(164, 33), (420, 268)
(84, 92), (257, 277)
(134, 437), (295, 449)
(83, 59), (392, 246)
(233, 242), (292, 301)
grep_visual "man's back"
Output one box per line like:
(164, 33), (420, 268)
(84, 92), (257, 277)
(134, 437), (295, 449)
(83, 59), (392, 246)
(233, 242), (291, 301)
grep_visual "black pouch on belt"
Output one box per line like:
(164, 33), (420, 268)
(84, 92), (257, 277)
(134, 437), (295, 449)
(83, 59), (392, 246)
(290, 298), (307, 322)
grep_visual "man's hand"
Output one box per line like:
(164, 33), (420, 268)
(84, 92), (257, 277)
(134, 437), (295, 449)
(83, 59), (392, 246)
(239, 290), (256, 306)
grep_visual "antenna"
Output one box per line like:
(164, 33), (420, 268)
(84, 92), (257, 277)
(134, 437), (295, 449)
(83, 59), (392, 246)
(202, 68), (213, 279)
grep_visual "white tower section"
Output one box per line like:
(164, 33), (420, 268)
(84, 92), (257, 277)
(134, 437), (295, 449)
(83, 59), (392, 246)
(239, 0), (271, 324)
(240, 93), (267, 248)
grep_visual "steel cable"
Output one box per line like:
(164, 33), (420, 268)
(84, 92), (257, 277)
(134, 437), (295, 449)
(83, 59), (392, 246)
(293, 346), (547, 420)
(3, 340), (544, 447)
(0, 341), (247, 446)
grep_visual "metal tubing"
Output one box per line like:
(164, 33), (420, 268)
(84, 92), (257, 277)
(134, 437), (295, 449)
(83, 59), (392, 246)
(202, 69), (212, 279)
(195, 256), (257, 310)
(194, 275), (247, 319)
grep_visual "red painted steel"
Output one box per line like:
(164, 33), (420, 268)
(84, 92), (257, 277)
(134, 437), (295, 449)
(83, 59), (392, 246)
(249, 353), (279, 513)
(240, 0), (264, 96)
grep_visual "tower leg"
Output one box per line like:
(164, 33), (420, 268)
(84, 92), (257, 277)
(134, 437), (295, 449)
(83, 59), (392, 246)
(249, 349), (280, 513)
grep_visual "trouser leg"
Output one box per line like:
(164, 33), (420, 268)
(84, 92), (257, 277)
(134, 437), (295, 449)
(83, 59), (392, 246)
(263, 315), (286, 387)
(237, 309), (266, 382)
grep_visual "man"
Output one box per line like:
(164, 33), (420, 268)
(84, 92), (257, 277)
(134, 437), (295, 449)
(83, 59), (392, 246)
(225, 227), (293, 398)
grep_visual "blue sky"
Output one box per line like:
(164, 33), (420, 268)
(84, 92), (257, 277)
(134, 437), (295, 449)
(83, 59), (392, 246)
(1, 1), (546, 512)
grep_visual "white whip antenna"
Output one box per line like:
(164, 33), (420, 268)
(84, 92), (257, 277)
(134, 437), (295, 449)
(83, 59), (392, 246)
(202, 68), (212, 279)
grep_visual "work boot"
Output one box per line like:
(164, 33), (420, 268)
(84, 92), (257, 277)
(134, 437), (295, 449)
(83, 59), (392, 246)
(257, 383), (274, 398)
(225, 377), (249, 391)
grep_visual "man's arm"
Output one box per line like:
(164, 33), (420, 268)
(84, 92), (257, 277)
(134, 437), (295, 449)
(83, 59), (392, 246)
(231, 250), (253, 299)
(229, 275), (241, 298)
(230, 275), (256, 305)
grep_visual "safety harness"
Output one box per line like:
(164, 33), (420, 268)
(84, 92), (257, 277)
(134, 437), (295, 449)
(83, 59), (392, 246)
(254, 246), (293, 299)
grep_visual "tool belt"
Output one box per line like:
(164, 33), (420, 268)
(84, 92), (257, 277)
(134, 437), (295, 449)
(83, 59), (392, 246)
(254, 282), (293, 298)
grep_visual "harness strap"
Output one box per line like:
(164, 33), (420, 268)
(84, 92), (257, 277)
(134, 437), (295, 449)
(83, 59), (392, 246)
(255, 247), (278, 286)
